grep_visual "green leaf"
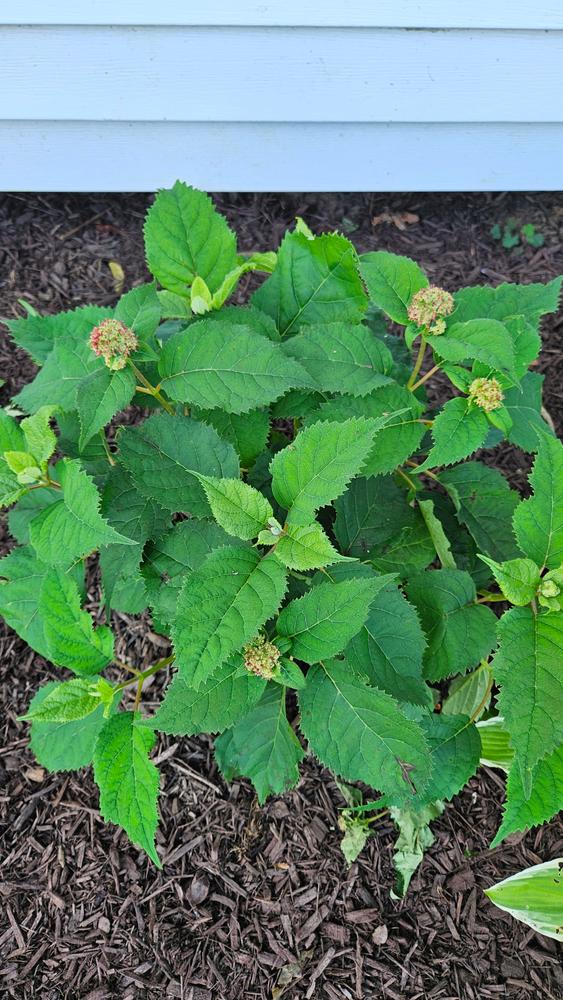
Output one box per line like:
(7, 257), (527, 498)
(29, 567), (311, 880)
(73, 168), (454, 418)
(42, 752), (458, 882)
(114, 282), (161, 340)
(118, 412), (239, 516)
(101, 467), (169, 542)
(478, 556), (540, 606)
(7, 304), (110, 365)
(38, 568), (114, 675)
(484, 859), (563, 941)
(158, 320), (310, 414)
(300, 659), (431, 805)
(276, 576), (392, 664)
(410, 711), (481, 806)
(28, 681), (119, 772)
(359, 251), (428, 325)
(14, 339), (102, 414)
(220, 685), (305, 802)
(308, 384), (426, 477)
(0, 408), (25, 453)
(491, 744), (563, 846)
(419, 397), (489, 471)
(369, 512), (436, 579)
(77, 366), (136, 449)
(0, 546), (52, 657)
(503, 373), (554, 452)
(494, 607), (563, 792)
(172, 547), (287, 688)
(390, 802), (443, 898)
(21, 406), (57, 466)
(99, 544), (148, 615)
(453, 277), (562, 329)
(22, 677), (108, 723)
(333, 475), (414, 558)
(142, 519), (244, 631)
(417, 498), (456, 569)
(191, 407), (270, 467)
(477, 716), (515, 772)
(282, 322), (392, 396)
(344, 576), (431, 707)
(56, 412), (109, 485)
(152, 656), (266, 735)
(440, 461), (520, 563)
(197, 476), (273, 540)
(99, 467), (170, 614)
(144, 182), (238, 295)
(406, 569), (497, 681)
(443, 662), (492, 719)
(426, 319), (516, 376)
(8, 484), (60, 543)
(93, 712), (161, 866)
(253, 231), (367, 336)
(0, 464), (26, 507)
(29, 459), (135, 567)
(274, 522), (351, 571)
(513, 433), (563, 569)
(270, 417), (381, 524)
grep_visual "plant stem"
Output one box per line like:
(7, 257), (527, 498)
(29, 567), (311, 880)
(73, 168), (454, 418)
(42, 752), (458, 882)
(396, 467), (418, 492)
(128, 360), (175, 415)
(476, 591), (506, 604)
(115, 654), (174, 693)
(405, 459), (440, 482)
(99, 430), (116, 467)
(366, 809), (389, 825)
(411, 364), (441, 392)
(133, 678), (144, 712)
(407, 337), (427, 389)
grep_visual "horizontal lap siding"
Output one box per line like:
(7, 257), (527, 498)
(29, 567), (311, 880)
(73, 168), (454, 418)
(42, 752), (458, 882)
(3, 26), (563, 123)
(2, 122), (563, 192)
(1, 20), (561, 190)
(7, 1), (563, 28)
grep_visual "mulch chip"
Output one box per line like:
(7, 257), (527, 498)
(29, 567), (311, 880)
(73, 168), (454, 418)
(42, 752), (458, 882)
(1, 190), (563, 998)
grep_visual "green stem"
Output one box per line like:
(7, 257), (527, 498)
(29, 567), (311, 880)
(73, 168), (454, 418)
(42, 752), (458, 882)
(128, 360), (175, 415)
(411, 364), (441, 393)
(476, 591), (506, 604)
(405, 459), (440, 482)
(407, 337), (427, 389)
(396, 467), (418, 492)
(99, 430), (116, 467)
(115, 654), (174, 693)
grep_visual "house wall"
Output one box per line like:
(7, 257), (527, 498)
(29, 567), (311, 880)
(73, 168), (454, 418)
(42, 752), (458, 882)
(2, 4), (562, 190)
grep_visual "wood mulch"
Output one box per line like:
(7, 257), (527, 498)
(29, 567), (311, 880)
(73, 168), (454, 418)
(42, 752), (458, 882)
(1, 190), (562, 999)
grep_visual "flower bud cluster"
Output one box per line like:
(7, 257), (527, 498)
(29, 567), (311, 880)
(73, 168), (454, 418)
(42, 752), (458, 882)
(90, 318), (138, 371)
(243, 634), (281, 680)
(407, 286), (454, 335)
(468, 377), (504, 412)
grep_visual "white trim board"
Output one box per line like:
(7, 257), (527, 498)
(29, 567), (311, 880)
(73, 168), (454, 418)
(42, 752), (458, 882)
(3, 27), (563, 123)
(1, 121), (562, 191)
(4, 1), (563, 28)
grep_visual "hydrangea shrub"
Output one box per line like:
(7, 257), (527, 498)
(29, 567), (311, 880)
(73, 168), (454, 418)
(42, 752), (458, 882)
(1, 183), (562, 872)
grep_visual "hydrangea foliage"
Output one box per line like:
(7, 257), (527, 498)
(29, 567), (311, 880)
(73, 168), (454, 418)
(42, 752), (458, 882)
(1, 183), (561, 877)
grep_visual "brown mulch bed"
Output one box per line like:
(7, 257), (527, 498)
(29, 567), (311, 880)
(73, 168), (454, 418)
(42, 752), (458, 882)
(1, 191), (563, 1000)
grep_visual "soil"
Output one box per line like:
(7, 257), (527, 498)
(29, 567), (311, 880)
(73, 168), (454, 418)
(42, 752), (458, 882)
(1, 191), (562, 1000)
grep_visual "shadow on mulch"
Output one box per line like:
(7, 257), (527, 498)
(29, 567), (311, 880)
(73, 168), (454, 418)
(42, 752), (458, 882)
(1, 191), (562, 1000)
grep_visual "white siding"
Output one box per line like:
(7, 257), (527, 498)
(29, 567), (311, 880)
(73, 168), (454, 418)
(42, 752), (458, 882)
(1, 7), (562, 190)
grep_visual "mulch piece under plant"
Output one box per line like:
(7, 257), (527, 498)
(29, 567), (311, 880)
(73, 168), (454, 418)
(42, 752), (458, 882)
(1, 190), (563, 1000)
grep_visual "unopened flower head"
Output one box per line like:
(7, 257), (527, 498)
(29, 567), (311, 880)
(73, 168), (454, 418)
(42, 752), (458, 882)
(539, 578), (560, 599)
(243, 634), (281, 680)
(407, 286), (454, 334)
(468, 377), (504, 412)
(90, 318), (138, 371)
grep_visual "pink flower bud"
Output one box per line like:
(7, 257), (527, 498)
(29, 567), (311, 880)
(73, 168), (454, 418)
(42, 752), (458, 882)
(90, 318), (138, 371)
